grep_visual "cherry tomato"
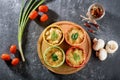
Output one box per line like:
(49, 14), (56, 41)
(1, 53), (11, 61)
(38, 5), (48, 13)
(11, 58), (20, 66)
(10, 45), (17, 54)
(29, 10), (38, 20)
(40, 14), (48, 22)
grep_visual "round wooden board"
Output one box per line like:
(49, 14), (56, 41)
(37, 21), (92, 74)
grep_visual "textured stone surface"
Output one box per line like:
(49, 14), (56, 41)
(0, 0), (120, 80)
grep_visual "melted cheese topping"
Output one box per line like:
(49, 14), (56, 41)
(45, 48), (63, 67)
(66, 48), (84, 67)
(45, 27), (63, 45)
(67, 28), (84, 45)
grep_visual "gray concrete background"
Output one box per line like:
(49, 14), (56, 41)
(0, 0), (120, 80)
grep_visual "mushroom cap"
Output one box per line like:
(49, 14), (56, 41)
(98, 49), (107, 61)
(105, 40), (119, 54)
(93, 39), (105, 51)
(93, 38), (97, 43)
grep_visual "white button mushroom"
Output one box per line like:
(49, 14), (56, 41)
(93, 38), (105, 51)
(96, 49), (107, 61)
(105, 40), (119, 54)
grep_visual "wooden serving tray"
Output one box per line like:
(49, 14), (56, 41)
(37, 21), (92, 74)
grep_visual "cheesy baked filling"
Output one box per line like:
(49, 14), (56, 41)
(45, 27), (63, 44)
(45, 48), (63, 67)
(67, 28), (84, 44)
(66, 48), (84, 66)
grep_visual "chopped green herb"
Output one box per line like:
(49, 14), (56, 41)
(71, 33), (78, 40)
(52, 53), (58, 61)
(73, 53), (80, 61)
(51, 31), (58, 41)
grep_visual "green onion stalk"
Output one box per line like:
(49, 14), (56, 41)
(18, 0), (45, 62)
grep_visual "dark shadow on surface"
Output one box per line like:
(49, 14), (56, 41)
(14, 50), (22, 60)
(22, 20), (31, 54)
(48, 71), (64, 80)
(7, 58), (34, 80)
(44, 0), (56, 4)
(5, 59), (12, 66)
(7, 6), (58, 80)
(6, 21), (34, 79)
(34, 9), (59, 27)
(3, 1), (58, 80)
